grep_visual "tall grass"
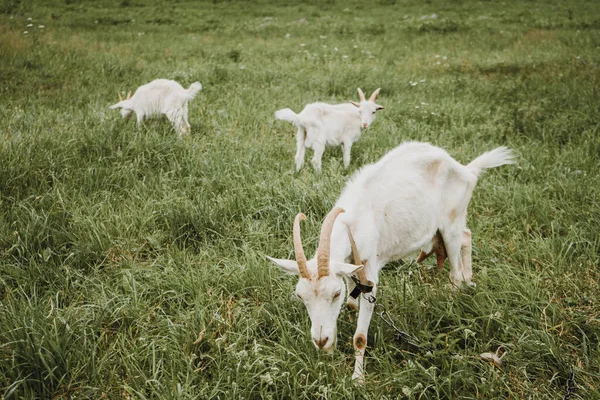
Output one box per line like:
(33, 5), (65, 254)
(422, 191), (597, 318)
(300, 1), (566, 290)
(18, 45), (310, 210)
(1, 0), (599, 398)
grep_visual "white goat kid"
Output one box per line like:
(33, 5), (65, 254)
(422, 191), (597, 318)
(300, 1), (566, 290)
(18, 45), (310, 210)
(275, 88), (384, 172)
(110, 79), (202, 137)
(267, 142), (514, 382)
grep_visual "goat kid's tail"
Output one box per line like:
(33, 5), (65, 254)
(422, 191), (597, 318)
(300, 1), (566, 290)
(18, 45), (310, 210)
(467, 146), (515, 177)
(275, 108), (301, 127)
(186, 82), (203, 100)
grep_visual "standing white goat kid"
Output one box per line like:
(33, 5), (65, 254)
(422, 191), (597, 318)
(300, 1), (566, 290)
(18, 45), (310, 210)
(109, 79), (202, 137)
(275, 88), (384, 172)
(267, 142), (514, 382)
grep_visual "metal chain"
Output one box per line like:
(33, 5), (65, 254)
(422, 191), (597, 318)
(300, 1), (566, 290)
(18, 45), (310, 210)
(362, 293), (424, 351)
(563, 365), (576, 400)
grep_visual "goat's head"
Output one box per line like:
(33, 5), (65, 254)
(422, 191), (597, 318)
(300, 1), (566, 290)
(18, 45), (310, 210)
(109, 91), (133, 119)
(351, 88), (385, 129)
(267, 208), (362, 353)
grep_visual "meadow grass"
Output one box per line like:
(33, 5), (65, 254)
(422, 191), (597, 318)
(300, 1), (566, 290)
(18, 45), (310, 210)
(0, 0), (599, 398)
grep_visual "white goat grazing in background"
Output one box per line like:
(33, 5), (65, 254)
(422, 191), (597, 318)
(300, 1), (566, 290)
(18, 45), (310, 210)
(275, 88), (384, 172)
(267, 142), (514, 382)
(109, 79), (202, 137)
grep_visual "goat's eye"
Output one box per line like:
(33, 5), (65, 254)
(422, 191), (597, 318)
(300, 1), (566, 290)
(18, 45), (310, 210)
(372, 111), (376, 115)
(295, 293), (303, 301)
(333, 290), (341, 300)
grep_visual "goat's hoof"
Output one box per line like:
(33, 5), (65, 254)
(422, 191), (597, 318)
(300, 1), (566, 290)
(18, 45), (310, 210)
(346, 297), (358, 311)
(351, 373), (365, 385)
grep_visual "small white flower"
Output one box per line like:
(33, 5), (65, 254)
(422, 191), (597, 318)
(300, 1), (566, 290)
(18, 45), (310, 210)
(442, 56), (447, 60)
(300, 43), (305, 47)
(342, 55), (348, 58)
(285, 33), (290, 39)
(27, 24), (33, 27)
(23, 31), (28, 34)
(319, 35), (327, 39)
(322, 45), (327, 48)
(239, 65), (246, 69)
(410, 81), (418, 86)
(436, 61), (441, 65)
(435, 54), (440, 58)
(38, 25), (45, 28)
(353, 45), (358, 48)
(420, 79), (426, 83)
(421, 102), (428, 106)
(334, 47), (338, 51)
(415, 106), (420, 109)
(27, 17), (32, 21)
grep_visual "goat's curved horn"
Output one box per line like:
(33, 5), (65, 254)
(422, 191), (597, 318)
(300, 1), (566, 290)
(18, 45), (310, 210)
(346, 224), (369, 284)
(118, 92), (123, 102)
(357, 88), (366, 102)
(346, 224), (361, 266)
(369, 88), (381, 102)
(317, 207), (345, 279)
(126, 91), (131, 100)
(293, 213), (310, 279)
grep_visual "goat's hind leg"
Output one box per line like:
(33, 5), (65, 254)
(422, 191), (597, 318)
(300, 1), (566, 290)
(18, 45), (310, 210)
(441, 226), (473, 287)
(460, 229), (473, 286)
(294, 127), (306, 171)
(311, 142), (325, 172)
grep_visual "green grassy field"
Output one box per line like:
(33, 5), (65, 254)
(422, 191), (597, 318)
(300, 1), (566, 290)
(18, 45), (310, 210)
(1, 0), (599, 398)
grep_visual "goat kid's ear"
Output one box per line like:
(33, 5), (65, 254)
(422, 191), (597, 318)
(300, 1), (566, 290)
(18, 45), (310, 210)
(109, 101), (124, 109)
(350, 101), (360, 108)
(376, 104), (385, 111)
(266, 256), (300, 276)
(334, 262), (364, 277)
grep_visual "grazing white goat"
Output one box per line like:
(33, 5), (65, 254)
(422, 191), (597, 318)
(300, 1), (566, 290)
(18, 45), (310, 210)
(267, 142), (514, 382)
(109, 79), (202, 137)
(275, 88), (384, 172)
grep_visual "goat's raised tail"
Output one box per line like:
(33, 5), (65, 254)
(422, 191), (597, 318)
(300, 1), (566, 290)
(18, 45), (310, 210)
(275, 108), (302, 127)
(467, 146), (515, 177)
(186, 82), (203, 100)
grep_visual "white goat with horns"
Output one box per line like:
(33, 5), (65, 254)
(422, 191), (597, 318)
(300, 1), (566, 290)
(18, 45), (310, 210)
(275, 88), (384, 172)
(109, 79), (202, 137)
(267, 142), (514, 382)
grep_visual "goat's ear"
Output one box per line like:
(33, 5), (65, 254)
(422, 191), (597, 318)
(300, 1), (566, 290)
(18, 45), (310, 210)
(350, 101), (360, 108)
(334, 262), (363, 277)
(376, 104), (385, 111)
(109, 101), (124, 109)
(266, 256), (300, 276)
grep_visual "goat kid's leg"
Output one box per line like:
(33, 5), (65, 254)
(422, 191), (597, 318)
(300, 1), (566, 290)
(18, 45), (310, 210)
(294, 127), (306, 171)
(342, 140), (353, 168)
(460, 229), (474, 286)
(352, 285), (376, 383)
(311, 142), (325, 172)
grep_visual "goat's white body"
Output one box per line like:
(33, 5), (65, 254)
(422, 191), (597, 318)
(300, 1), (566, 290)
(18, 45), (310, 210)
(110, 79), (202, 137)
(267, 141), (514, 382)
(333, 142), (512, 380)
(330, 142), (477, 271)
(275, 91), (383, 171)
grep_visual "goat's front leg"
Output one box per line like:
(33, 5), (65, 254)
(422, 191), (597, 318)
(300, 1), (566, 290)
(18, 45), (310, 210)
(342, 140), (353, 168)
(352, 285), (376, 383)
